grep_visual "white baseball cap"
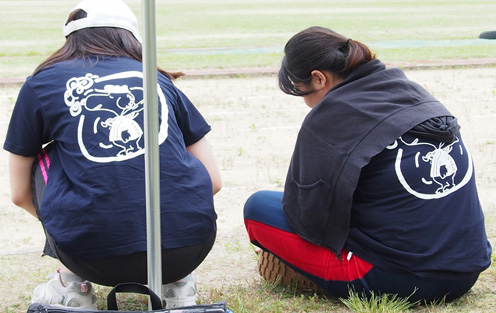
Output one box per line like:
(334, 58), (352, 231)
(63, 0), (142, 42)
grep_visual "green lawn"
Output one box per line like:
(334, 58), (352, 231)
(1, 0), (495, 78)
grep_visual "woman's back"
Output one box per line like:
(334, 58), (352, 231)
(5, 56), (217, 259)
(349, 132), (490, 278)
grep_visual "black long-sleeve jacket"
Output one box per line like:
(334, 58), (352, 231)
(281, 59), (454, 255)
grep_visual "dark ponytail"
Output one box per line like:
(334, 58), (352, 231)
(279, 26), (375, 96)
(345, 38), (375, 75)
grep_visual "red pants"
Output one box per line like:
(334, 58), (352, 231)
(245, 219), (373, 282)
(244, 190), (479, 301)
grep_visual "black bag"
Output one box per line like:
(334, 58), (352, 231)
(27, 282), (230, 313)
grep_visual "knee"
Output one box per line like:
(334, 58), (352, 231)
(244, 190), (267, 213)
(244, 190), (281, 218)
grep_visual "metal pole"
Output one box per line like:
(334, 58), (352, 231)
(141, 0), (162, 301)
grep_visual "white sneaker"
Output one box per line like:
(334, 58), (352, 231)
(31, 271), (97, 310)
(162, 272), (198, 309)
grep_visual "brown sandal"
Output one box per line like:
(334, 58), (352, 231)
(257, 250), (323, 292)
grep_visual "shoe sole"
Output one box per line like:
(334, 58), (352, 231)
(257, 250), (323, 292)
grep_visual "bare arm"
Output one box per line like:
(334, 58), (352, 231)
(9, 153), (37, 218)
(186, 137), (222, 195)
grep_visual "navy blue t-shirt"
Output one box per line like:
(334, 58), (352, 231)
(4, 57), (217, 259)
(347, 132), (491, 278)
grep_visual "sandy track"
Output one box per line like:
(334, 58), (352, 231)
(0, 66), (495, 310)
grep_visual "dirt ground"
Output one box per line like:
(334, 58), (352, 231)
(0, 66), (495, 311)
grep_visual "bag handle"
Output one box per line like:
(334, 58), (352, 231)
(107, 282), (163, 310)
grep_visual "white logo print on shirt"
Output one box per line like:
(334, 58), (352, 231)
(64, 72), (168, 163)
(386, 136), (473, 199)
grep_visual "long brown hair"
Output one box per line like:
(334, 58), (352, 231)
(33, 9), (183, 80)
(279, 26), (375, 96)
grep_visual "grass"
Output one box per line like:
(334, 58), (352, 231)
(1, 0), (496, 78)
(340, 289), (419, 313)
(92, 280), (347, 312)
(88, 277), (496, 313)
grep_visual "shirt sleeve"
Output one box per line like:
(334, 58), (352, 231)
(170, 84), (211, 146)
(3, 81), (47, 156)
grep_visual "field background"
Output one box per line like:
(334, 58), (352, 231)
(1, 0), (496, 79)
(0, 1), (495, 312)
